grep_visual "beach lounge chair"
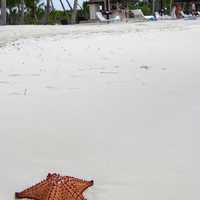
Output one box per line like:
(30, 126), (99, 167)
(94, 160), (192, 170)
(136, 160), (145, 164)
(131, 9), (155, 21)
(96, 12), (120, 23)
(180, 11), (196, 20)
(155, 11), (176, 20)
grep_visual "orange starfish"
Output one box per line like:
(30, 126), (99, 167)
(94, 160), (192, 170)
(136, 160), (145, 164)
(15, 173), (94, 200)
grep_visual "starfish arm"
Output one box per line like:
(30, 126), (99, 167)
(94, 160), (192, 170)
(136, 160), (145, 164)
(61, 184), (79, 200)
(15, 174), (94, 200)
(15, 179), (51, 200)
(45, 186), (59, 200)
(45, 185), (70, 200)
(64, 177), (94, 194)
(62, 182), (84, 200)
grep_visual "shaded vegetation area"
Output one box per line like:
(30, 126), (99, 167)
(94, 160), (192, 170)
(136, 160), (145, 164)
(0, 0), (90, 25)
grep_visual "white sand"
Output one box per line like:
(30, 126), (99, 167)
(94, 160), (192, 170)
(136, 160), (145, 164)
(0, 20), (200, 199)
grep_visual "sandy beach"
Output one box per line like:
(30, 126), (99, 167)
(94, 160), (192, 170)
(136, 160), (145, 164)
(0, 20), (200, 199)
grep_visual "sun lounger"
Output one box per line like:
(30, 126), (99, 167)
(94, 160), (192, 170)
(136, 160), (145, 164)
(155, 11), (176, 20)
(96, 12), (120, 23)
(180, 11), (188, 18)
(131, 9), (155, 21)
(180, 11), (196, 20)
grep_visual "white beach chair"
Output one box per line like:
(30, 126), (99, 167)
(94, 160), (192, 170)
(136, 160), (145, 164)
(180, 11), (196, 20)
(131, 9), (155, 21)
(96, 12), (120, 23)
(180, 11), (188, 18)
(155, 11), (176, 20)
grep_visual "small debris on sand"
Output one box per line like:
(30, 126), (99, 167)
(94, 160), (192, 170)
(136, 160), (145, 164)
(8, 73), (22, 77)
(161, 67), (167, 70)
(24, 88), (27, 96)
(140, 65), (151, 70)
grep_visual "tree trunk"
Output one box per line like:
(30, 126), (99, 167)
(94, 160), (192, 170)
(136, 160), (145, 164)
(44, 0), (50, 24)
(1, 0), (6, 25)
(59, 0), (67, 14)
(152, 0), (156, 14)
(20, 0), (25, 24)
(50, 0), (55, 11)
(77, 2), (82, 9)
(169, 0), (173, 13)
(71, 0), (78, 24)
(65, 0), (72, 10)
(32, 0), (38, 23)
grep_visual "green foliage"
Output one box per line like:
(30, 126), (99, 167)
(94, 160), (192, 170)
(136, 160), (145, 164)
(162, 0), (171, 14)
(81, 2), (89, 20)
(48, 10), (71, 24)
(131, 2), (152, 15)
(3, 0), (91, 25)
(142, 3), (152, 15)
(7, 0), (20, 8)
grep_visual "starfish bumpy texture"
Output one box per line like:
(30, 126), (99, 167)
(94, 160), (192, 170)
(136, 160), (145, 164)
(15, 173), (94, 200)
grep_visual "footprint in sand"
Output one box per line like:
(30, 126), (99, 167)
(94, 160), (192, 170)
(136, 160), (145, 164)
(8, 92), (23, 96)
(8, 73), (23, 77)
(77, 68), (85, 71)
(0, 81), (10, 85)
(9, 89), (28, 96)
(28, 73), (40, 77)
(89, 67), (105, 70)
(40, 68), (46, 72)
(71, 75), (82, 78)
(161, 67), (167, 71)
(102, 57), (109, 60)
(45, 86), (58, 90)
(100, 71), (118, 74)
(67, 88), (80, 90)
(141, 81), (147, 86)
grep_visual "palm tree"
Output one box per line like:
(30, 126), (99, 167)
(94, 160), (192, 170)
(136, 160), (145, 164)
(71, 0), (78, 24)
(169, 0), (173, 13)
(59, 0), (67, 14)
(50, 0), (55, 11)
(29, 0), (38, 22)
(44, 0), (50, 24)
(20, 0), (25, 24)
(65, 0), (72, 10)
(152, 0), (156, 14)
(1, 0), (7, 25)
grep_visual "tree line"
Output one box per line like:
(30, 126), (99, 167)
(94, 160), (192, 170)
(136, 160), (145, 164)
(0, 0), (85, 25)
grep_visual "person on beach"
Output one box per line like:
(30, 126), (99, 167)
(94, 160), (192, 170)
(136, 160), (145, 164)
(175, 4), (182, 18)
(191, 2), (196, 15)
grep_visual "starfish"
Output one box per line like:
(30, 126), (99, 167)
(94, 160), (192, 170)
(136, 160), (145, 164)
(15, 173), (94, 200)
